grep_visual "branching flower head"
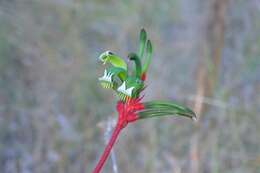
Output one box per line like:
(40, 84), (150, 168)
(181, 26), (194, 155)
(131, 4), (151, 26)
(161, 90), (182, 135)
(98, 29), (196, 121)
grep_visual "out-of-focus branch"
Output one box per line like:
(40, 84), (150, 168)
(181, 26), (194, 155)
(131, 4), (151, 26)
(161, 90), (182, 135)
(191, 0), (229, 173)
(194, 0), (228, 116)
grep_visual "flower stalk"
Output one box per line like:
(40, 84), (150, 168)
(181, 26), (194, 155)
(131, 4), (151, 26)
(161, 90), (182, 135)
(92, 122), (122, 173)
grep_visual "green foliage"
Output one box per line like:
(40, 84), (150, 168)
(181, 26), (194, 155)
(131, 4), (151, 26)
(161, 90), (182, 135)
(139, 101), (196, 120)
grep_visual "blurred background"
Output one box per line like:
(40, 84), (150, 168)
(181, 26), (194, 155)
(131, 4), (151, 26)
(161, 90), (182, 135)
(0, 0), (259, 173)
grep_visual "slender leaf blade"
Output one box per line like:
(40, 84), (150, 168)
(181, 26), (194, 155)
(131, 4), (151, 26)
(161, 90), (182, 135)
(137, 100), (196, 120)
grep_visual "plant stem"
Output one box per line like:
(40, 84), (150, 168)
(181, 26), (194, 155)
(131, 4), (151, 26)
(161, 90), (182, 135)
(92, 123), (122, 173)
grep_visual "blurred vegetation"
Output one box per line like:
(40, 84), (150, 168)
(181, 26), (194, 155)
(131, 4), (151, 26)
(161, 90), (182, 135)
(0, 0), (259, 173)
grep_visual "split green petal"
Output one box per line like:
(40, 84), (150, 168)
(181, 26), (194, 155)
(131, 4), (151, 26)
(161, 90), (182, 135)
(98, 51), (128, 70)
(108, 55), (128, 70)
(137, 101), (196, 120)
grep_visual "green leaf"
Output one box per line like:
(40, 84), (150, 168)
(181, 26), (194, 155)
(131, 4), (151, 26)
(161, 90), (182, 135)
(137, 101), (196, 120)
(138, 28), (147, 59)
(142, 40), (152, 74)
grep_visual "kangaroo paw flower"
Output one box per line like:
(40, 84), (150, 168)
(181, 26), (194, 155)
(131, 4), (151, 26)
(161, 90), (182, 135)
(93, 29), (196, 173)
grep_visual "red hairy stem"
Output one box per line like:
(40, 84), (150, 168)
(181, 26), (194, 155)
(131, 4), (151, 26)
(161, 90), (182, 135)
(92, 123), (122, 173)
(92, 99), (143, 173)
